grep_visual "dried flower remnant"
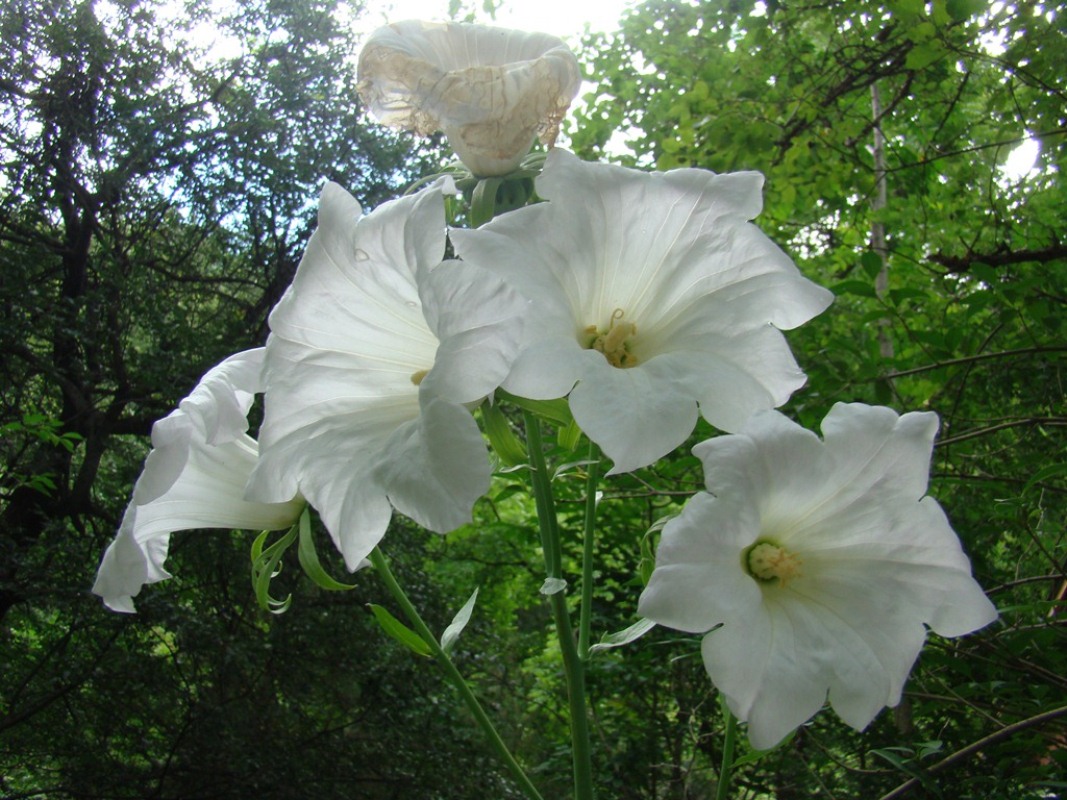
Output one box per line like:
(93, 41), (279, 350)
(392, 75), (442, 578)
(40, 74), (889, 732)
(357, 20), (581, 176)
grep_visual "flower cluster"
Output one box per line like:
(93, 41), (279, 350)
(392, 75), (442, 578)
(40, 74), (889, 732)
(94, 19), (995, 752)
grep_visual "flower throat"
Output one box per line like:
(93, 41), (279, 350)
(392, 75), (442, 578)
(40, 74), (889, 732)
(584, 309), (638, 368)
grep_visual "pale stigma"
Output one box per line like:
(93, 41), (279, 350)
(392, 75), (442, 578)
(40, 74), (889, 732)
(583, 308), (638, 368)
(744, 541), (803, 587)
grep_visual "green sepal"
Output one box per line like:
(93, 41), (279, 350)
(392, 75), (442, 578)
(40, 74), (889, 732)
(250, 527), (298, 614)
(440, 588), (479, 655)
(497, 389), (574, 428)
(557, 417), (584, 451)
(638, 517), (671, 586)
(470, 177), (503, 228)
(481, 400), (527, 467)
(296, 507), (357, 592)
(368, 603), (433, 657)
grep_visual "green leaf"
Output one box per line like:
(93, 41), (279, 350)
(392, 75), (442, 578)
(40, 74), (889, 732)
(440, 588), (479, 654)
(831, 279), (878, 298)
(946, 0), (981, 21)
(588, 618), (656, 654)
(1022, 463), (1067, 494)
(906, 41), (944, 70)
(368, 604), (433, 657)
(296, 507), (357, 592)
(481, 400), (527, 467)
(557, 417), (584, 451)
(732, 729), (796, 767)
(861, 251), (885, 278)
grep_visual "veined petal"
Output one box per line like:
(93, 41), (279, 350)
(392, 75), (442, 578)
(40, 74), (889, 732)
(93, 353), (302, 613)
(134, 348), (265, 504)
(357, 20), (581, 175)
(452, 149), (833, 472)
(418, 259), (529, 404)
(639, 403), (996, 747)
(374, 396), (492, 533)
(252, 180), (523, 566)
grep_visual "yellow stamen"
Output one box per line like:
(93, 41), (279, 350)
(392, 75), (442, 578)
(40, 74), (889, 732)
(410, 369), (429, 386)
(745, 541), (803, 588)
(584, 308), (639, 368)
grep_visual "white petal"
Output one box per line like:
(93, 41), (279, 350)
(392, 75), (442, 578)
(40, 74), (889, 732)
(92, 507), (163, 613)
(253, 181), (518, 562)
(641, 403), (997, 747)
(568, 360), (699, 474)
(94, 428), (302, 612)
(702, 606), (829, 751)
(134, 348), (265, 504)
(418, 259), (529, 404)
(374, 396), (492, 533)
(454, 150), (832, 469)
(637, 494), (761, 633)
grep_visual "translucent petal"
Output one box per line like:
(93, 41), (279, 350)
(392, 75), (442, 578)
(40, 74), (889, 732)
(93, 360), (302, 613)
(357, 20), (581, 175)
(252, 181), (523, 563)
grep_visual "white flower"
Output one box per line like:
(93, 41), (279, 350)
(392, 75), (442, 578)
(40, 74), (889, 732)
(637, 403), (998, 750)
(93, 349), (303, 613)
(247, 180), (527, 571)
(450, 149), (834, 473)
(357, 20), (581, 176)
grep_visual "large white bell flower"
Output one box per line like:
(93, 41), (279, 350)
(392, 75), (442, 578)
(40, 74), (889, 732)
(637, 403), (998, 750)
(93, 349), (304, 612)
(451, 149), (834, 473)
(357, 20), (581, 176)
(247, 180), (527, 571)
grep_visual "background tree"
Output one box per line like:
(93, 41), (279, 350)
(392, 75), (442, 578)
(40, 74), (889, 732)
(0, 0), (505, 796)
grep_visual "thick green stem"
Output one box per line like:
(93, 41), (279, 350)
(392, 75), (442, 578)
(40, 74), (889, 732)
(369, 549), (545, 800)
(578, 441), (600, 660)
(523, 411), (596, 800)
(715, 705), (739, 800)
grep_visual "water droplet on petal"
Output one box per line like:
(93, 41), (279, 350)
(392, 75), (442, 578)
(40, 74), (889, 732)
(353, 248), (369, 261)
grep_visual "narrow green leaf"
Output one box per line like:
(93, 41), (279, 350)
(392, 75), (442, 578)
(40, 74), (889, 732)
(1022, 463), (1067, 494)
(440, 588), (480, 654)
(589, 618), (656, 654)
(368, 604), (433, 657)
(296, 507), (357, 591)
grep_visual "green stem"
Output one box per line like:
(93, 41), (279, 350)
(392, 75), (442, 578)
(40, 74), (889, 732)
(369, 548), (545, 800)
(715, 704), (739, 800)
(578, 441), (600, 660)
(523, 411), (596, 800)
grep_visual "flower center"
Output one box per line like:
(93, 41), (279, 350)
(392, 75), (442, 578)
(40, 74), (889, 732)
(744, 541), (803, 588)
(583, 309), (639, 368)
